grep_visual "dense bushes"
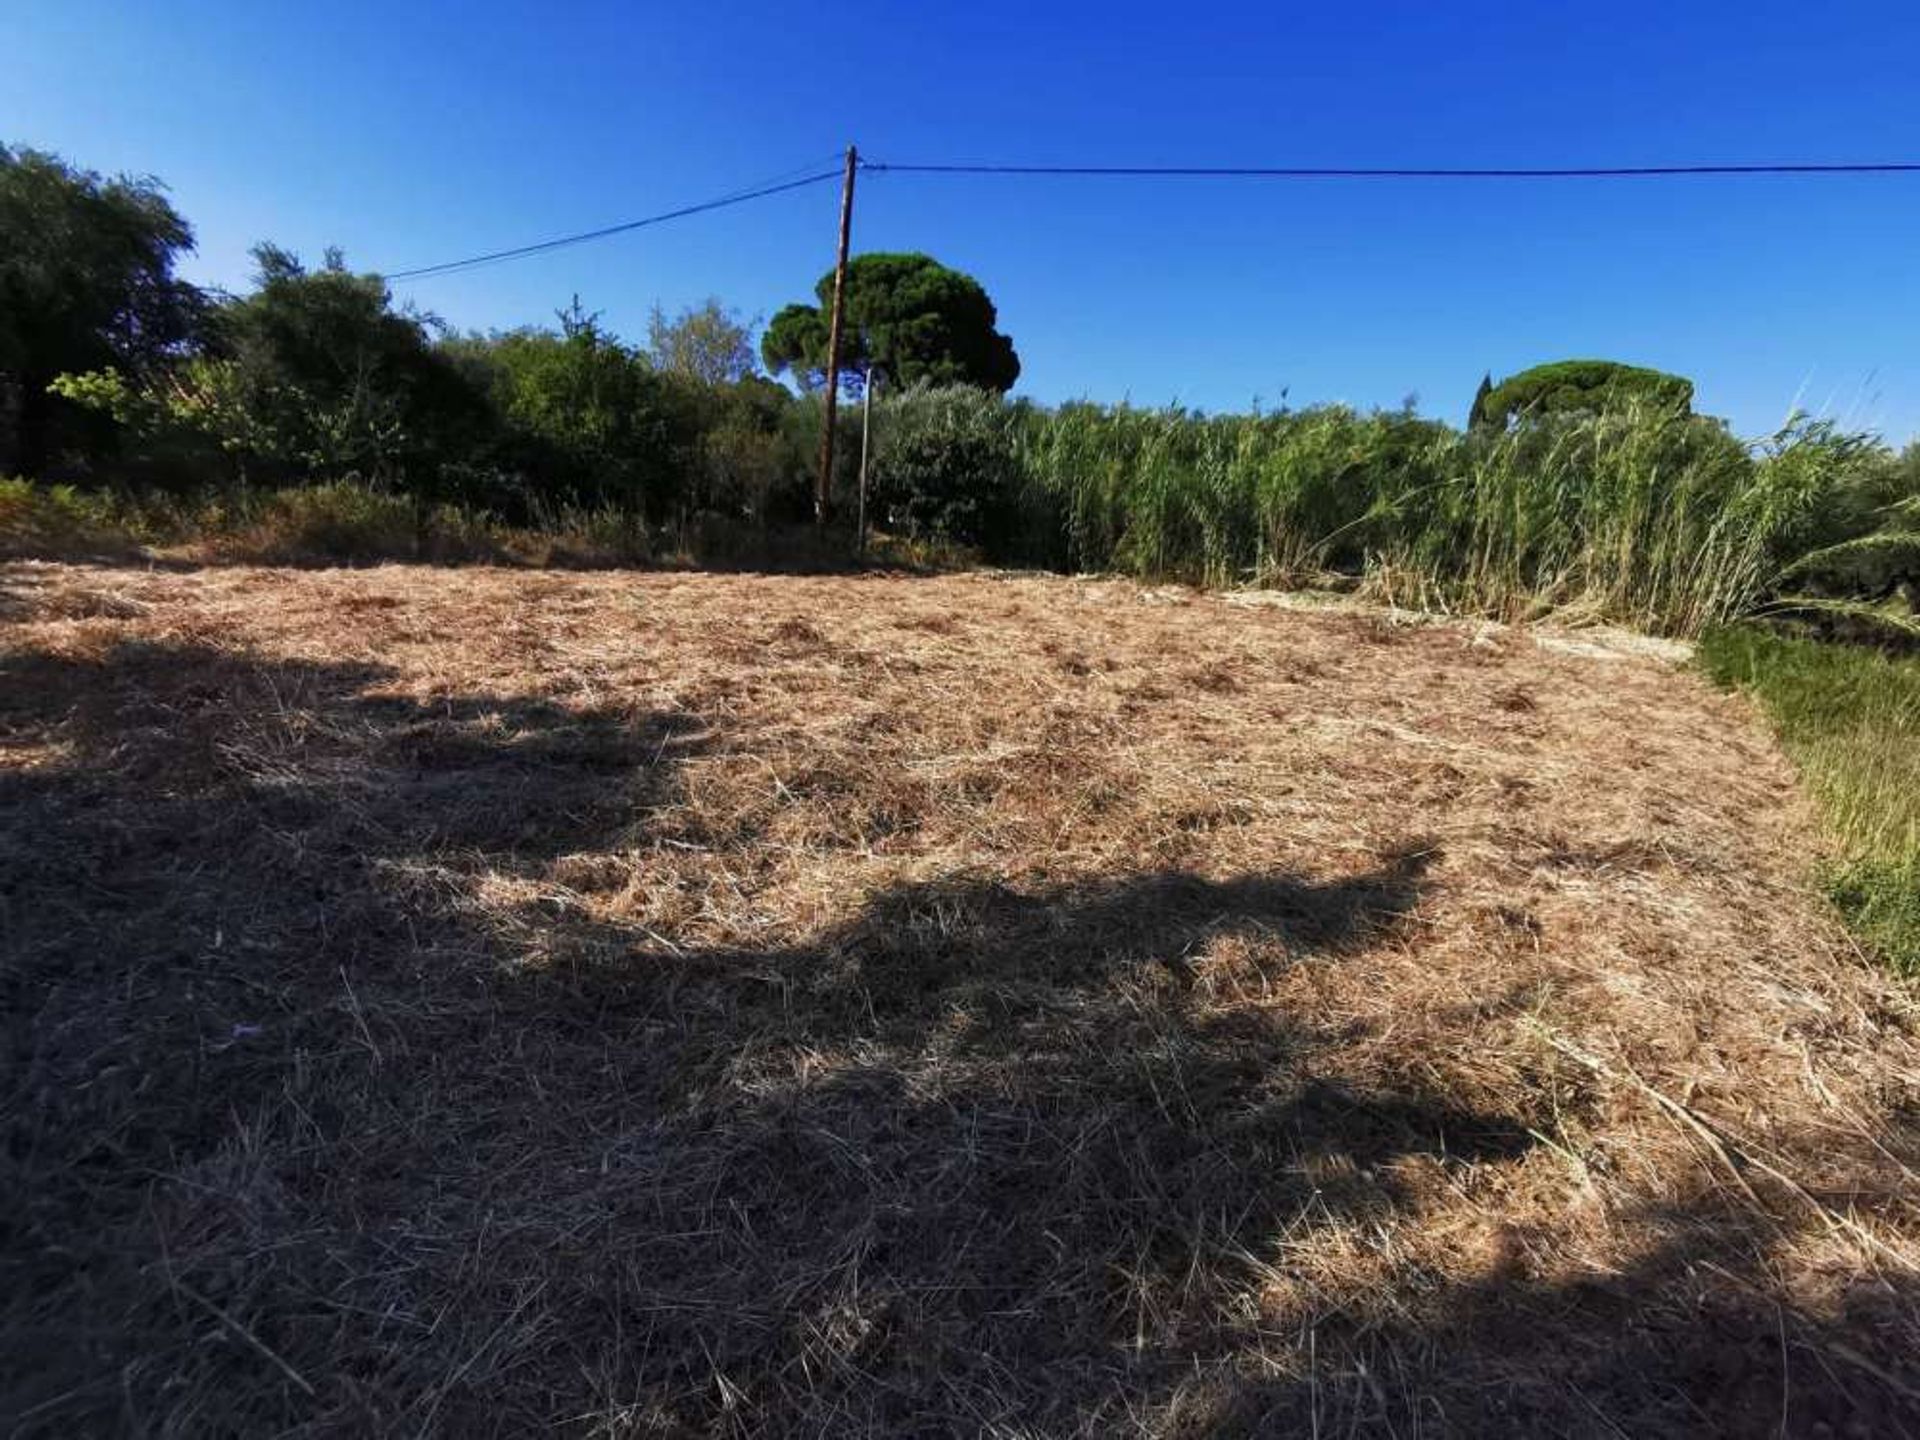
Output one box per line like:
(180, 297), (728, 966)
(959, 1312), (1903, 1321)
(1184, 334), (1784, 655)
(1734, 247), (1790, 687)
(442, 304), (693, 516)
(211, 246), (489, 490)
(1024, 402), (1450, 584)
(0, 476), (129, 557)
(793, 383), (1907, 638)
(41, 260), (825, 532)
(0, 475), (822, 569)
(18, 374), (1916, 641)
(860, 385), (1053, 559)
(996, 398), (1909, 636)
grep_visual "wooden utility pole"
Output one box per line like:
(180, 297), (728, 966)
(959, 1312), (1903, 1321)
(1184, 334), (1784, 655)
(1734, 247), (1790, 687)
(856, 364), (875, 555)
(815, 144), (859, 524)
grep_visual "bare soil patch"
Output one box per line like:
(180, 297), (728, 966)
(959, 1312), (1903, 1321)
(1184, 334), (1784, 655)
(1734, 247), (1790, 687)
(3, 561), (1916, 1436)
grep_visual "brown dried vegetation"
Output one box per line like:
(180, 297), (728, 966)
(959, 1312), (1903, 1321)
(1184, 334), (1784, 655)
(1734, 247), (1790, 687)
(2, 561), (1917, 1436)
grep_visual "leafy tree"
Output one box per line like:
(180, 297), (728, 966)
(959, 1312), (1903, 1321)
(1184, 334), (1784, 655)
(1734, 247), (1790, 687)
(1468, 372), (1495, 430)
(450, 299), (693, 515)
(647, 298), (758, 386)
(0, 145), (206, 475)
(684, 373), (808, 523)
(47, 359), (256, 486)
(208, 244), (488, 487)
(760, 305), (832, 391)
(760, 252), (1019, 395)
(1474, 360), (1693, 429)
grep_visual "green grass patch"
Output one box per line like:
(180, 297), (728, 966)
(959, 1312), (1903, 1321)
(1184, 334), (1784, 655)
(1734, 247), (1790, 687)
(1699, 625), (1920, 974)
(0, 476), (141, 557)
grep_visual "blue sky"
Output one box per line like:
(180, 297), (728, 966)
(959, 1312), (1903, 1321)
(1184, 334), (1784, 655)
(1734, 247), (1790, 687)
(12, 1), (1920, 439)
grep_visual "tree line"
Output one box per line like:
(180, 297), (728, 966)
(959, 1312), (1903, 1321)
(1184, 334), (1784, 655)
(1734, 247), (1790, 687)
(0, 144), (1019, 532)
(4, 141), (1915, 639)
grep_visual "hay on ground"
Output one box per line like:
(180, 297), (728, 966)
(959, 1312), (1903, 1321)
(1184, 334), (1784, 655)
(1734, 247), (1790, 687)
(2, 560), (1916, 1436)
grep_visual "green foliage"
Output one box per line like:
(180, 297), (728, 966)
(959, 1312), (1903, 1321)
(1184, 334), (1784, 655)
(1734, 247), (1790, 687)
(1699, 626), (1920, 973)
(865, 384), (1038, 550)
(448, 300), (692, 516)
(1766, 443), (1920, 640)
(212, 245), (487, 490)
(760, 305), (832, 392)
(1402, 405), (1790, 632)
(647, 298), (758, 386)
(1468, 372), (1495, 429)
(46, 359), (264, 486)
(1020, 400), (1889, 635)
(0, 474), (253, 555)
(1025, 402), (1440, 585)
(761, 253), (1020, 394)
(1030, 403), (1376, 583)
(0, 475), (124, 555)
(688, 374), (811, 524)
(0, 145), (206, 476)
(1474, 360), (1694, 430)
(244, 480), (425, 561)
(51, 242), (494, 496)
(0, 474), (646, 567)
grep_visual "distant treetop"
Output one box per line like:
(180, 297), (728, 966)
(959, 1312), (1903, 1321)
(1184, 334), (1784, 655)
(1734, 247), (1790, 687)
(647, 297), (758, 386)
(761, 252), (1019, 394)
(1470, 359), (1693, 429)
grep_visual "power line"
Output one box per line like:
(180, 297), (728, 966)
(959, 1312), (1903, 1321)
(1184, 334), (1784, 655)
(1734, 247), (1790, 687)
(384, 165), (845, 282)
(704, 151), (853, 203)
(861, 159), (1920, 179)
(383, 152), (1920, 282)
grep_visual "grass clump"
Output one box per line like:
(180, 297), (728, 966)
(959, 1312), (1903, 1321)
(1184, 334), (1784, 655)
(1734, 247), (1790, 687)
(234, 482), (435, 562)
(0, 477), (138, 557)
(1699, 625), (1920, 973)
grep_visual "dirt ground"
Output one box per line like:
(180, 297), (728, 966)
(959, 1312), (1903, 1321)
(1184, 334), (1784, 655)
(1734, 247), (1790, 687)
(3, 560), (1917, 1437)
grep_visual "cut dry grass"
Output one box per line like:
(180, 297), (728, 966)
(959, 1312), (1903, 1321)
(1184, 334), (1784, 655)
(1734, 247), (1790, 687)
(2, 561), (1917, 1436)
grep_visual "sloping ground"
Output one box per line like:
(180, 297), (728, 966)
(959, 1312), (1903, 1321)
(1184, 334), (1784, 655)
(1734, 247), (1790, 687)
(2, 560), (1916, 1437)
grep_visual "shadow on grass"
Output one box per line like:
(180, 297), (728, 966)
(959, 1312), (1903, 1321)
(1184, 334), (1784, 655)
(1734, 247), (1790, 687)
(1, 638), (1913, 1436)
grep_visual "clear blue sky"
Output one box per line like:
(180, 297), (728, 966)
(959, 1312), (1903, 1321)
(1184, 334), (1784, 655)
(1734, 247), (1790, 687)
(13, 0), (1920, 440)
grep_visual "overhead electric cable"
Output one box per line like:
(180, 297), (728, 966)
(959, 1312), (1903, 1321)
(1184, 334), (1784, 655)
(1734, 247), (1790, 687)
(860, 159), (1920, 179)
(384, 153), (1920, 281)
(385, 165), (844, 281)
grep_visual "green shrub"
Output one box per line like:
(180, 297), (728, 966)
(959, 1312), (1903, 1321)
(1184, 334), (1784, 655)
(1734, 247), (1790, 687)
(691, 376), (812, 525)
(1765, 444), (1920, 642)
(517, 501), (655, 568)
(866, 384), (1030, 550)
(446, 304), (694, 518)
(1023, 403), (1409, 584)
(236, 482), (427, 563)
(0, 476), (139, 557)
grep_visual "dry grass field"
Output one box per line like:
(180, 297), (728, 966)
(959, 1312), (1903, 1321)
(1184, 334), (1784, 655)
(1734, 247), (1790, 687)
(3, 560), (1917, 1437)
